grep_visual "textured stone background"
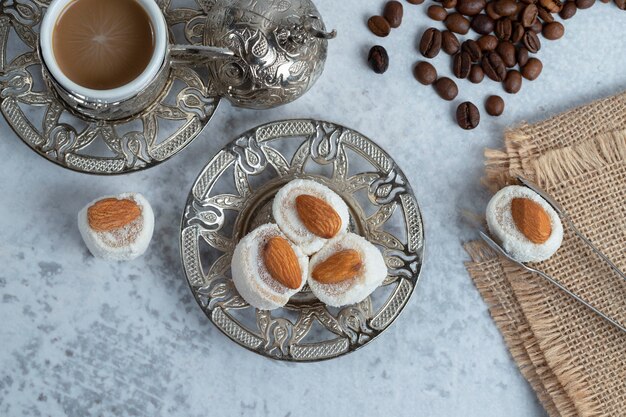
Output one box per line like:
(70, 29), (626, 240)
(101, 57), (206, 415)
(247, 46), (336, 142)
(1, 2), (625, 416)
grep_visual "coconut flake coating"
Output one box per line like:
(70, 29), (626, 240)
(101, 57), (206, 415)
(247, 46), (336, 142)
(231, 223), (308, 310)
(77, 192), (154, 261)
(486, 185), (563, 263)
(308, 233), (387, 307)
(272, 179), (350, 255)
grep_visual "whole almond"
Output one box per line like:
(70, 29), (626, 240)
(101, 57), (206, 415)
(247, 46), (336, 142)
(312, 250), (363, 284)
(263, 237), (302, 290)
(511, 198), (552, 244)
(295, 195), (342, 239)
(87, 198), (141, 232)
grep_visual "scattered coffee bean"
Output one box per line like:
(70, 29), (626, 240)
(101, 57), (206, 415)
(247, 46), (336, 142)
(453, 51), (472, 78)
(537, 7), (555, 22)
(575, 0), (595, 8)
(486, 2), (503, 19)
(540, 0), (563, 12)
(521, 4), (538, 26)
(443, 0), (458, 8)
(530, 19), (543, 33)
(523, 30), (541, 52)
(497, 41), (517, 67)
(384, 1), (404, 27)
(511, 22), (526, 42)
(522, 57), (543, 80)
(494, 0), (519, 16)
(543, 21), (564, 39)
(428, 5), (449, 20)
(471, 14), (495, 34)
(414, 61), (438, 84)
(503, 70), (523, 93)
(616, 0), (625, 9)
(445, 13), (471, 34)
(485, 95), (505, 116)
(469, 64), (485, 83)
(559, 1), (577, 18)
(456, 0), (487, 15)
(482, 51), (507, 81)
(477, 34), (499, 51)
(419, 27), (443, 58)
(495, 18), (513, 40)
(462, 40), (483, 62)
(434, 77), (459, 100)
(442, 30), (461, 54)
(456, 101), (480, 129)
(368, 45), (389, 74)
(517, 46), (530, 66)
(368, 16), (391, 37)
(407, 0), (425, 4)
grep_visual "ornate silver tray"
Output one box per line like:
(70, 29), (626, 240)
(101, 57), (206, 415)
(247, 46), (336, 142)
(180, 119), (425, 361)
(0, 1), (219, 174)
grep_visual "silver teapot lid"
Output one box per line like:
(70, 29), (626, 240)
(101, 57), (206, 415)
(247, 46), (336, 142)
(200, 0), (336, 110)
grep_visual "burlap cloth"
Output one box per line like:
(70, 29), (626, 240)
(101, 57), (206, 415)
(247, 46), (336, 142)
(465, 92), (626, 417)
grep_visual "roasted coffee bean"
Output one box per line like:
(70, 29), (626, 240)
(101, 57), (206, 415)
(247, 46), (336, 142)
(407, 0), (425, 4)
(485, 95), (505, 116)
(559, 1), (577, 18)
(575, 0), (595, 8)
(368, 45), (389, 73)
(427, 5), (448, 20)
(494, 0), (518, 15)
(616, 0), (626, 10)
(456, 0), (486, 15)
(453, 51), (472, 78)
(495, 18), (513, 40)
(434, 77), (459, 100)
(442, 30), (461, 54)
(368, 16), (391, 37)
(384, 1), (404, 28)
(496, 41), (517, 67)
(521, 4), (538, 26)
(522, 57), (543, 80)
(414, 61), (438, 84)
(456, 102), (480, 130)
(537, 6), (555, 22)
(539, 0), (563, 12)
(469, 64), (485, 83)
(530, 18), (543, 33)
(486, 2), (503, 19)
(503, 70), (523, 93)
(511, 22), (526, 42)
(419, 28), (443, 58)
(523, 30), (541, 52)
(517, 46), (530, 66)
(482, 52), (507, 81)
(445, 13), (471, 34)
(521, 0), (538, 4)
(542, 21), (564, 39)
(477, 34), (499, 51)
(442, 0), (458, 8)
(461, 40), (482, 62)
(471, 14), (495, 34)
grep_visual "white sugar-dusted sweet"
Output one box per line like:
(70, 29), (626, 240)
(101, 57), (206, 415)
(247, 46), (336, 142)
(78, 193), (154, 261)
(231, 223), (308, 310)
(486, 185), (563, 263)
(272, 179), (349, 255)
(308, 233), (387, 307)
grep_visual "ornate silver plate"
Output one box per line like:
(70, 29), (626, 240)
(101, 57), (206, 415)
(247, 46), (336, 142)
(0, 1), (219, 174)
(180, 119), (425, 361)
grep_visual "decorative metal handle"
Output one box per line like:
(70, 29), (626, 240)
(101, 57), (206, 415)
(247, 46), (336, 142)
(303, 15), (337, 39)
(170, 45), (235, 66)
(480, 232), (626, 334)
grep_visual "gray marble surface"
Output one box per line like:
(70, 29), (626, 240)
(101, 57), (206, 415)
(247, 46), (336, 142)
(1, 2), (625, 416)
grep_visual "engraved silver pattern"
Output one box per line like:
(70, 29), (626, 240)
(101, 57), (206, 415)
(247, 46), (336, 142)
(180, 119), (425, 361)
(0, 1), (220, 174)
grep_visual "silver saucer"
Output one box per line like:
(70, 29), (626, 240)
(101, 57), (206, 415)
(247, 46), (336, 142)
(0, 1), (219, 174)
(180, 119), (425, 361)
